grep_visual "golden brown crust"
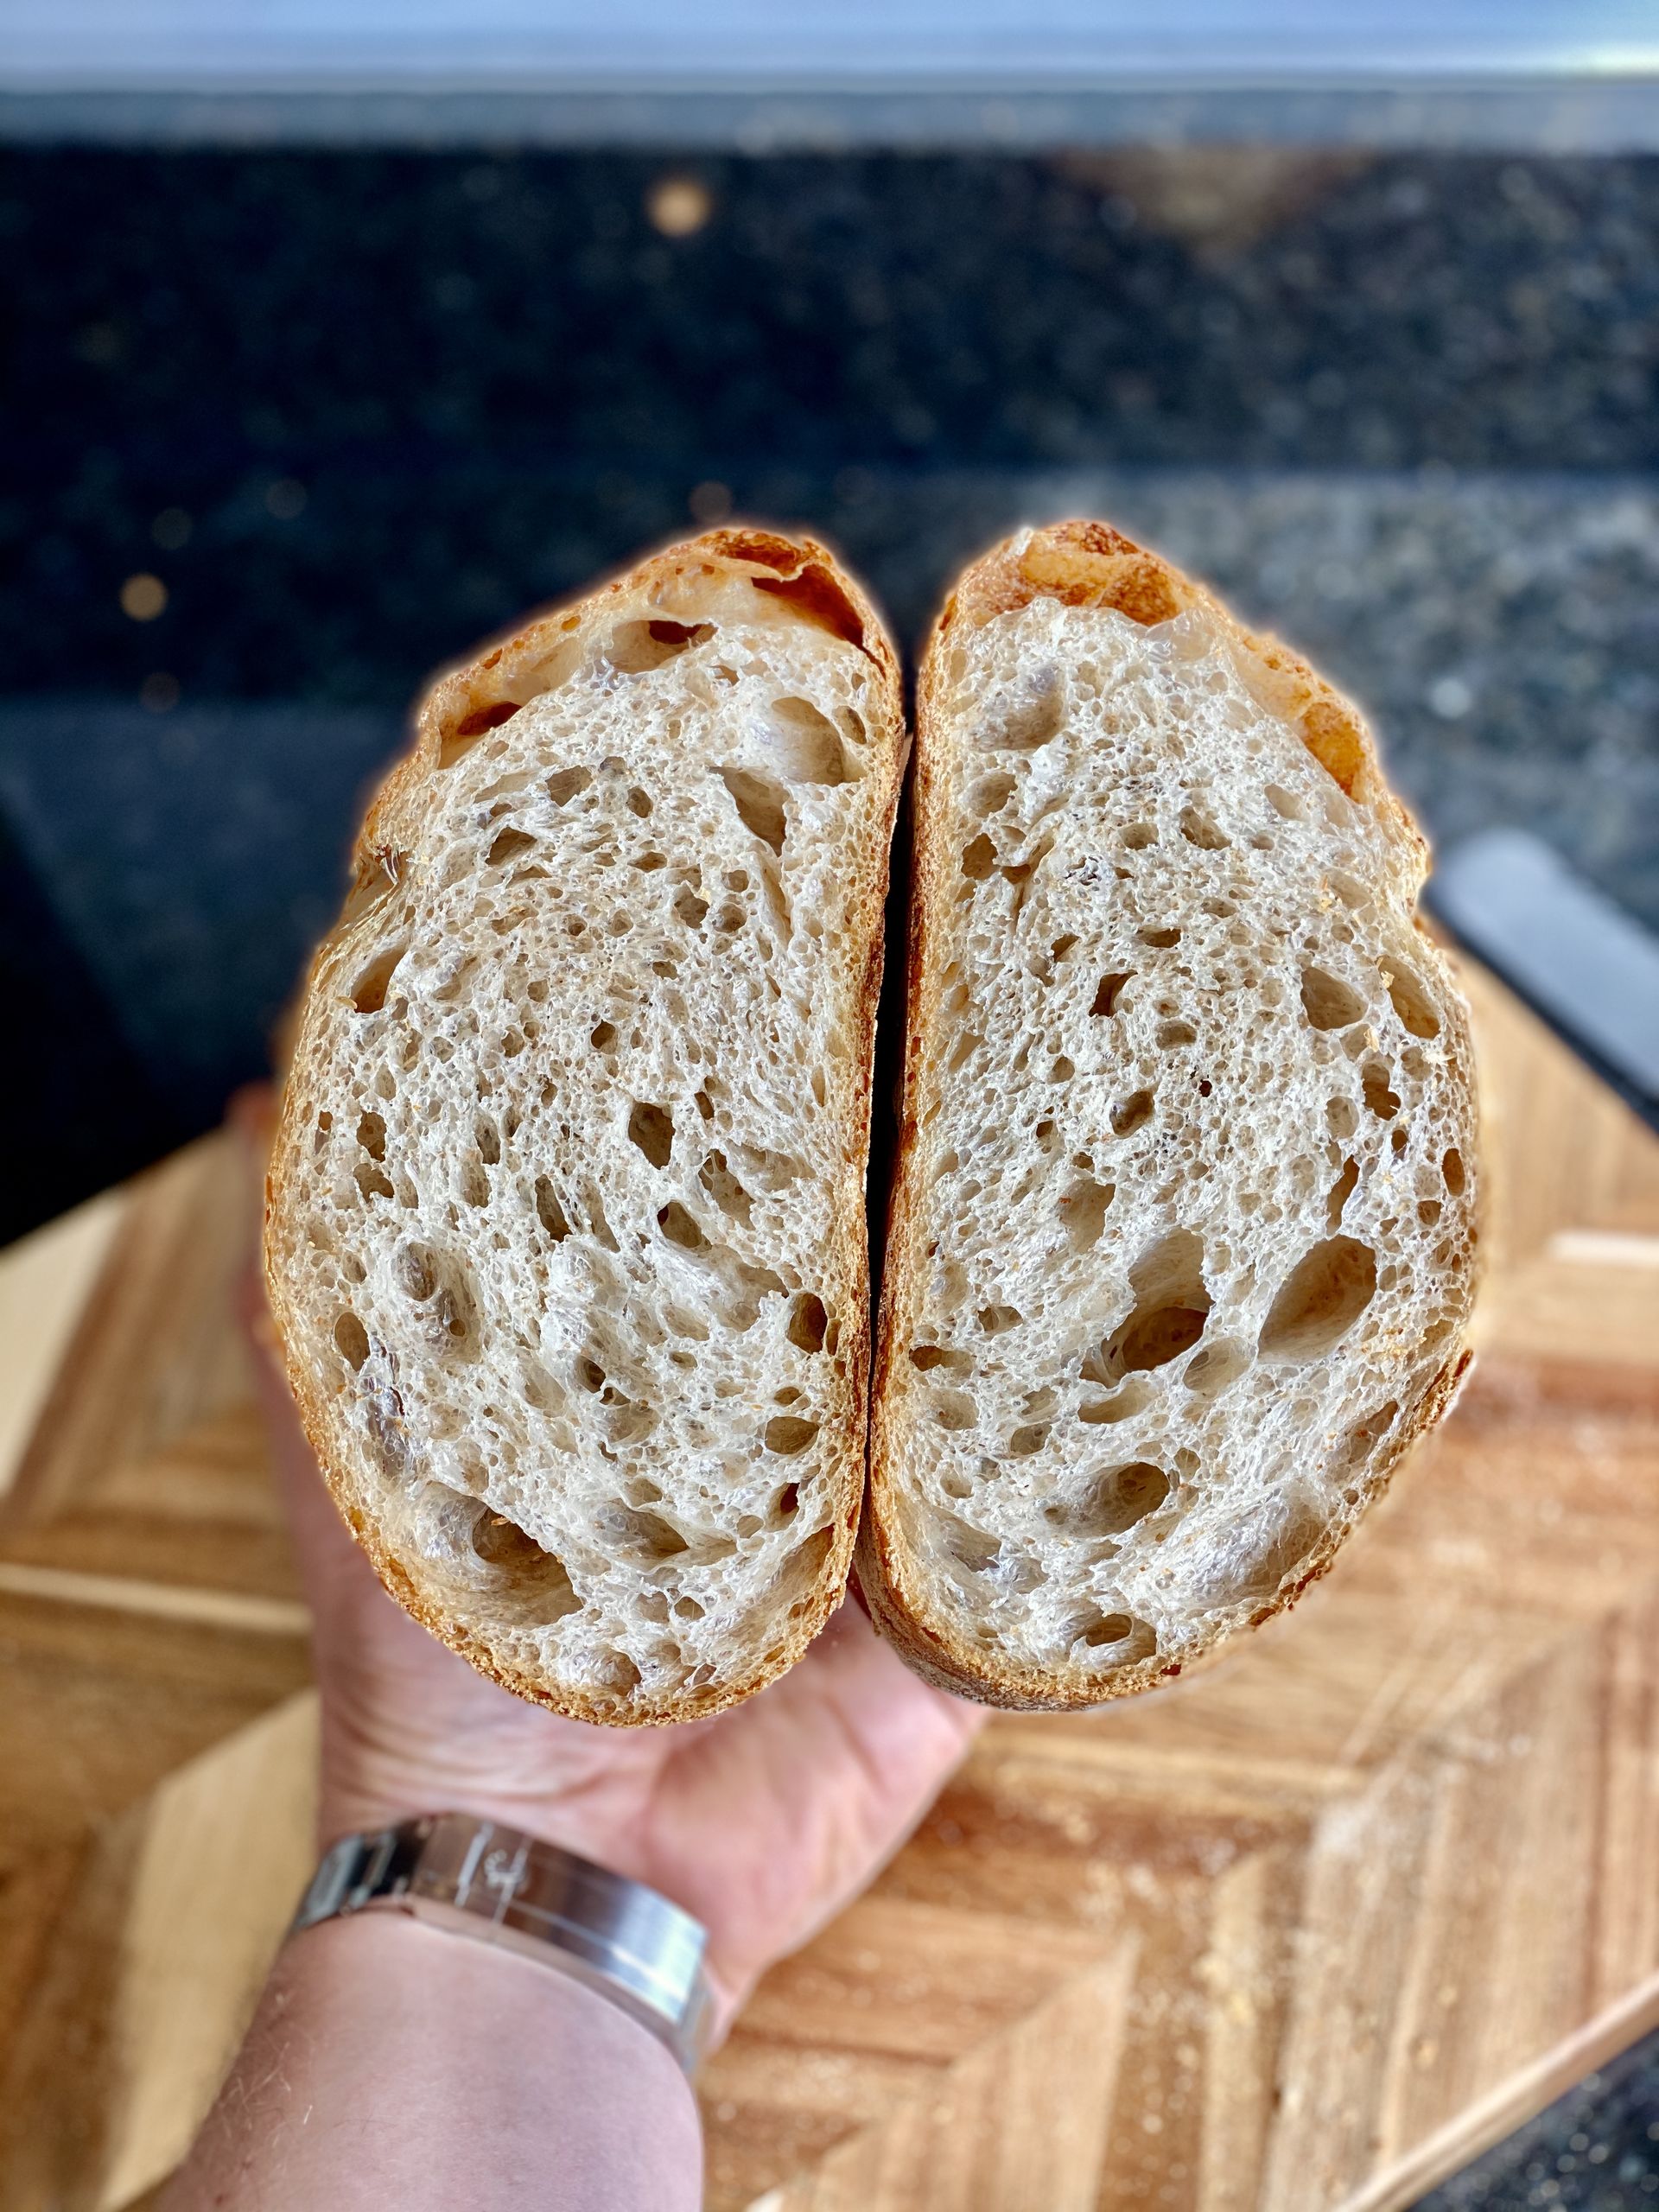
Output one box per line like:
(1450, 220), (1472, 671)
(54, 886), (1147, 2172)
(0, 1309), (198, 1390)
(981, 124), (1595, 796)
(860, 519), (1478, 1713)
(265, 527), (903, 1726)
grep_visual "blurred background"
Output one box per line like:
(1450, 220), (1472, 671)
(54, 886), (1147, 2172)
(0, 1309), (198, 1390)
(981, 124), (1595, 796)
(3, 3), (1656, 1256)
(2, 5), (1658, 2206)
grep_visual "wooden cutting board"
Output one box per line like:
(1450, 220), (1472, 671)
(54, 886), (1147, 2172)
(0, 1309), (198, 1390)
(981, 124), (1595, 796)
(1, 957), (1656, 2212)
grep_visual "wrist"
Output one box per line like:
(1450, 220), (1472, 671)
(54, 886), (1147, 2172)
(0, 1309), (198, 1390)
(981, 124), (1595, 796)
(171, 1911), (700, 2212)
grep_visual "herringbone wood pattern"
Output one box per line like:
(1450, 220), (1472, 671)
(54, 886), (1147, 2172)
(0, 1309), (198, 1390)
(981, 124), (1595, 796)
(1, 959), (1656, 2210)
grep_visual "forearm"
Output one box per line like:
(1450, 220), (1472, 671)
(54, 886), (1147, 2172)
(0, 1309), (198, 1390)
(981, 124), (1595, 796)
(163, 1910), (702, 2212)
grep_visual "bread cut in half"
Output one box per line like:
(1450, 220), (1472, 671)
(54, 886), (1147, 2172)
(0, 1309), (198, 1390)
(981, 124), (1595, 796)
(862, 521), (1478, 1710)
(265, 530), (903, 1724)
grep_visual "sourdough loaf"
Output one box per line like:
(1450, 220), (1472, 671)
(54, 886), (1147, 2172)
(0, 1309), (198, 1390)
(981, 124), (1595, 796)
(264, 530), (904, 1723)
(861, 521), (1478, 1708)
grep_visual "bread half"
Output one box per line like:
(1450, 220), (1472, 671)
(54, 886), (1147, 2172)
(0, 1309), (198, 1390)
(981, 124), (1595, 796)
(861, 521), (1478, 1709)
(265, 530), (904, 1724)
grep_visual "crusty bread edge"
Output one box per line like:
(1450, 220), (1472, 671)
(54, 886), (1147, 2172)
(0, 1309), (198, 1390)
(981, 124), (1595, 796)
(856, 518), (1480, 1712)
(265, 527), (906, 1726)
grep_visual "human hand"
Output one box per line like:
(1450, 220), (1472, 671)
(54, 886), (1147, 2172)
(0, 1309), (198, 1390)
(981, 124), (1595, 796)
(237, 1103), (984, 2033)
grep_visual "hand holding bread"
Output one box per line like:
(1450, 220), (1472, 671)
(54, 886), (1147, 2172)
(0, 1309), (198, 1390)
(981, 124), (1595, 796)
(265, 520), (1478, 1722)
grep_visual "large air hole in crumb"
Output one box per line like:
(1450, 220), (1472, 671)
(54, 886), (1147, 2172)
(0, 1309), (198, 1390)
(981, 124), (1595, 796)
(1140, 926), (1180, 948)
(1363, 1063), (1402, 1119)
(1179, 806), (1229, 850)
(699, 1152), (752, 1224)
(1338, 1399), (1401, 1471)
(766, 696), (853, 785)
(1072, 1609), (1155, 1660)
(969, 772), (1017, 817)
(749, 558), (868, 647)
(1081, 1462), (1170, 1537)
(941, 1517), (1001, 1580)
(627, 1101), (675, 1168)
(719, 765), (788, 854)
(1265, 785), (1307, 822)
(334, 1312), (370, 1370)
(1059, 1177), (1114, 1252)
(596, 1653), (642, 1697)
(772, 1521), (838, 1614)
(535, 1178), (570, 1241)
(356, 1111), (387, 1160)
(350, 944), (406, 1015)
(608, 618), (715, 674)
(933, 1390), (976, 1431)
(674, 887), (709, 928)
(546, 766), (593, 806)
(457, 700), (521, 741)
(1078, 1377), (1150, 1424)
(1384, 960), (1442, 1038)
(458, 1155), (490, 1207)
(961, 834), (997, 881)
(658, 1202), (706, 1250)
(486, 826), (536, 868)
(1111, 1090), (1155, 1137)
(978, 1305), (1021, 1335)
(1442, 1147), (1466, 1195)
(1301, 967), (1366, 1030)
(910, 1344), (971, 1374)
(603, 1508), (690, 1562)
(1090, 971), (1132, 1019)
(1092, 1228), (1211, 1382)
(765, 1415), (819, 1454)
(1182, 1338), (1250, 1400)
(1157, 1020), (1197, 1049)
(1122, 823), (1157, 850)
(471, 1513), (582, 1620)
(1326, 1157), (1359, 1227)
(787, 1294), (828, 1352)
(1082, 1612), (1135, 1648)
(1259, 1236), (1377, 1361)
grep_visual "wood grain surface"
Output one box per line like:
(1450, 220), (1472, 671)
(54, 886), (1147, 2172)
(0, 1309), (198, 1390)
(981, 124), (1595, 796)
(1, 958), (1656, 2212)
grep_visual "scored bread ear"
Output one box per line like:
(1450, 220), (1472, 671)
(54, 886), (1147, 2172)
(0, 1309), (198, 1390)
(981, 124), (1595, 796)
(264, 528), (904, 1725)
(860, 520), (1478, 1711)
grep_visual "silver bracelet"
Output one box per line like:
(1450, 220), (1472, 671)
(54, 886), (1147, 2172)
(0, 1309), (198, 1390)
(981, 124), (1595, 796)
(291, 1813), (715, 2075)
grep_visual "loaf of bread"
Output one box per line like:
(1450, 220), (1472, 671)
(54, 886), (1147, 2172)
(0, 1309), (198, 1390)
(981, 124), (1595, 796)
(264, 530), (904, 1724)
(860, 521), (1478, 1709)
